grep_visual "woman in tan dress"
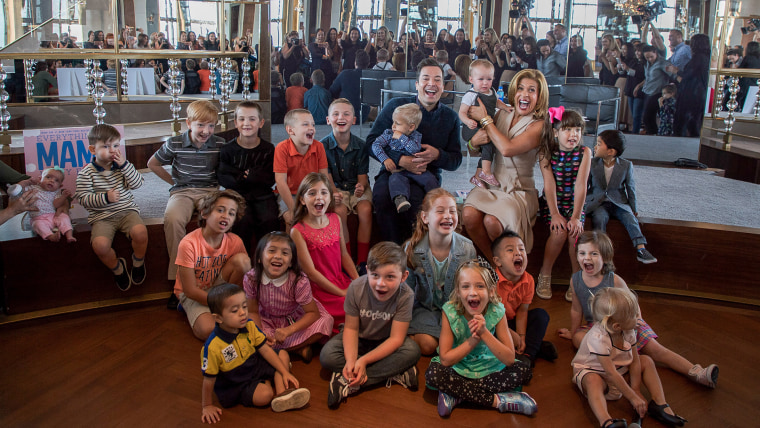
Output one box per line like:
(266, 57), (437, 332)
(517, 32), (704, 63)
(462, 69), (550, 261)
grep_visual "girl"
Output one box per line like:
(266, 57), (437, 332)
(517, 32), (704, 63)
(29, 167), (75, 243)
(425, 260), (536, 418)
(291, 173), (358, 332)
(559, 231), (719, 390)
(535, 107), (591, 301)
(243, 232), (334, 363)
(571, 287), (687, 428)
(405, 188), (476, 355)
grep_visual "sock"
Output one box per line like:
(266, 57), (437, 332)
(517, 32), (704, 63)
(111, 260), (124, 275)
(132, 254), (144, 267)
(357, 242), (370, 264)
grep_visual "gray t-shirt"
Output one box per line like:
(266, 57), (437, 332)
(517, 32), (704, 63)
(344, 275), (414, 341)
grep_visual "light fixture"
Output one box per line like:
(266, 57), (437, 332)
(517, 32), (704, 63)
(610, 0), (648, 16)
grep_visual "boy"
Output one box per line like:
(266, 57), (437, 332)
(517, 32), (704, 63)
(148, 100), (224, 307)
(175, 189), (251, 340)
(201, 283), (310, 423)
(321, 99), (373, 272)
(491, 229), (557, 367)
(318, 241), (421, 409)
(434, 50), (456, 79)
(285, 72), (307, 112)
(159, 65), (185, 94)
(371, 103), (438, 213)
(217, 101), (279, 253)
(273, 109), (328, 229)
(303, 69), (332, 125)
(75, 124), (148, 291)
(586, 130), (657, 264)
(372, 49), (394, 70)
(657, 83), (676, 136)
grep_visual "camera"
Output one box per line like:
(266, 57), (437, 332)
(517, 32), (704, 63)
(290, 37), (299, 45)
(509, 0), (534, 19)
(740, 19), (760, 35)
(636, 0), (666, 20)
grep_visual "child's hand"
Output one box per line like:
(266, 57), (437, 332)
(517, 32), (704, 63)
(266, 336), (276, 346)
(464, 118), (478, 129)
(567, 218), (583, 238)
(333, 191), (344, 206)
(557, 328), (573, 340)
(392, 130), (403, 140)
(550, 214), (567, 234)
(273, 327), (290, 344)
(630, 393), (647, 418)
(112, 150), (126, 167)
(383, 158), (397, 172)
(515, 335), (526, 354)
(282, 371), (300, 389)
(354, 182), (364, 198)
(201, 405), (222, 424)
(349, 359), (368, 387)
(243, 169), (250, 179)
(107, 188), (120, 203)
(61, 188), (72, 198)
(468, 314), (487, 337)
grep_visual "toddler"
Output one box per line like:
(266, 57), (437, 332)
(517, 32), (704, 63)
(371, 103), (438, 213)
(657, 84), (676, 136)
(372, 49), (394, 70)
(29, 167), (75, 242)
(460, 59), (509, 188)
(285, 72), (307, 112)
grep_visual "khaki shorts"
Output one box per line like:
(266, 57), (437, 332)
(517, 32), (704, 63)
(179, 273), (227, 327)
(335, 188), (373, 214)
(90, 210), (144, 243)
(573, 366), (628, 398)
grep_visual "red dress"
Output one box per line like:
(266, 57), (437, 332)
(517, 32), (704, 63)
(292, 213), (351, 331)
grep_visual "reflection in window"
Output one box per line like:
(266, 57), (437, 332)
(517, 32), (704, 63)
(270, 0), (283, 47)
(357, 0), (384, 32)
(437, 0), (462, 32)
(159, 0), (218, 47)
(529, 0), (564, 38)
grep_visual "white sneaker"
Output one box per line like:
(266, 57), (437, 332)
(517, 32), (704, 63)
(689, 363), (718, 388)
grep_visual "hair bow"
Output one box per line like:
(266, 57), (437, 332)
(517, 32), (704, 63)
(548, 106), (565, 123)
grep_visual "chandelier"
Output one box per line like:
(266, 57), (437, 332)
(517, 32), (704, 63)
(611, 0), (648, 16)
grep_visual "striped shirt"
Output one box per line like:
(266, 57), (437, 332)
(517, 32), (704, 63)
(151, 132), (224, 191)
(75, 160), (143, 223)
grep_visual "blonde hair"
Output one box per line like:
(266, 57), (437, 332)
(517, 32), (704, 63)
(393, 103), (422, 128)
(507, 69), (549, 121)
(292, 172), (334, 225)
(469, 58), (495, 76)
(328, 98), (354, 114)
(449, 261), (501, 315)
(404, 188), (458, 268)
(186, 100), (218, 124)
(283, 109), (312, 129)
(41, 167), (64, 181)
(590, 287), (638, 334)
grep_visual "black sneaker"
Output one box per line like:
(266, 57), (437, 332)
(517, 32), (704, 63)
(387, 365), (418, 391)
(636, 248), (658, 264)
(327, 372), (358, 409)
(131, 261), (146, 285)
(537, 340), (558, 361)
(394, 195), (411, 213)
(167, 293), (179, 310)
(114, 258), (131, 291)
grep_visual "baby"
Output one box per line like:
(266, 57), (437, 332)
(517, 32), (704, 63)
(657, 84), (676, 137)
(371, 103), (439, 213)
(29, 167), (76, 242)
(459, 59), (509, 188)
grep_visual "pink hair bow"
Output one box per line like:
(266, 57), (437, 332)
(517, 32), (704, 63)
(548, 106), (564, 123)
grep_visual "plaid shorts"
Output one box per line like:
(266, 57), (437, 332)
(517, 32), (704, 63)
(635, 318), (658, 352)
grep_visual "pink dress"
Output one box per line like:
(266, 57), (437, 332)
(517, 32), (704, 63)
(243, 270), (333, 350)
(292, 213), (351, 331)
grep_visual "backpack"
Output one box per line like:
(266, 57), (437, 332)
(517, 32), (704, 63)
(184, 70), (201, 94)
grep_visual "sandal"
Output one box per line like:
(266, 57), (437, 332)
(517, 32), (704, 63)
(470, 175), (485, 188)
(648, 400), (687, 426)
(601, 418), (627, 428)
(477, 170), (501, 186)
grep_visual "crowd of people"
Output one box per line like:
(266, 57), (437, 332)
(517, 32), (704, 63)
(1, 19), (724, 428)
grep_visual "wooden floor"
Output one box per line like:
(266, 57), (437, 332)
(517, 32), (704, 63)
(0, 290), (756, 427)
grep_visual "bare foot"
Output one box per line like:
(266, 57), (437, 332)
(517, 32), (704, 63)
(66, 233), (77, 243)
(48, 232), (61, 242)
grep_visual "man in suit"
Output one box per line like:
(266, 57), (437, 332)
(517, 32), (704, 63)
(585, 130), (657, 264)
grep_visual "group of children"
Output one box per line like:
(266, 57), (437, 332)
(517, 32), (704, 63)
(26, 86), (716, 426)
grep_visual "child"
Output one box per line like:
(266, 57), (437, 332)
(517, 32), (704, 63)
(148, 100), (224, 287)
(273, 109), (329, 230)
(571, 287), (686, 428)
(159, 66), (185, 94)
(535, 107), (592, 302)
(491, 229), (557, 366)
(198, 60), (211, 94)
(75, 124), (147, 291)
(285, 72), (307, 112)
(558, 231), (719, 390)
(201, 283), (310, 423)
(657, 84), (676, 136)
(319, 241), (421, 409)
(405, 188), (476, 355)
(435, 50), (456, 79)
(460, 59), (509, 188)
(424, 260), (536, 418)
(290, 173), (358, 332)
(371, 103), (439, 213)
(173, 189), (252, 340)
(321, 98), (373, 272)
(217, 101), (279, 253)
(372, 49), (394, 70)
(243, 232), (334, 362)
(29, 167), (75, 243)
(586, 130), (657, 264)
(303, 69), (331, 125)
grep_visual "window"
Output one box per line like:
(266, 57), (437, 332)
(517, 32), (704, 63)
(356, 0), (384, 33)
(270, 0), (283, 47)
(529, 0), (565, 38)
(159, 0), (218, 47)
(438, 0), (462, 32)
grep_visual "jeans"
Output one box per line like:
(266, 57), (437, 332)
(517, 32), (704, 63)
(373, 171), (437, 244)
(319, 333), (421, 387)
(388, 170), (439, 202)
(588, 201), (647, 247)
(627, 96), (644, 134)
(507, 308), (550, 360)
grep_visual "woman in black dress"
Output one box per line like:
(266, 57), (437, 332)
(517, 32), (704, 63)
(670, 34), (711, 137)
(566, 35), (589, 77)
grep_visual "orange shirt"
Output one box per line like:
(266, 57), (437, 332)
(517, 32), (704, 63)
(198, 69), (211, 92)
(252, 69), (259, 90)
(496, 270), (535, 320)
(285, 86), (308, 111)
(273, 138), (328, 195)
(173, 228), (246, 296)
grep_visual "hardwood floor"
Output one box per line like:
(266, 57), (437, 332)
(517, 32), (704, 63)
(0, 290), (756, 427)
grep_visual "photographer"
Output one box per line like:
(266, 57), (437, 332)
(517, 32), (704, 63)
(280, 30), (310, 87)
